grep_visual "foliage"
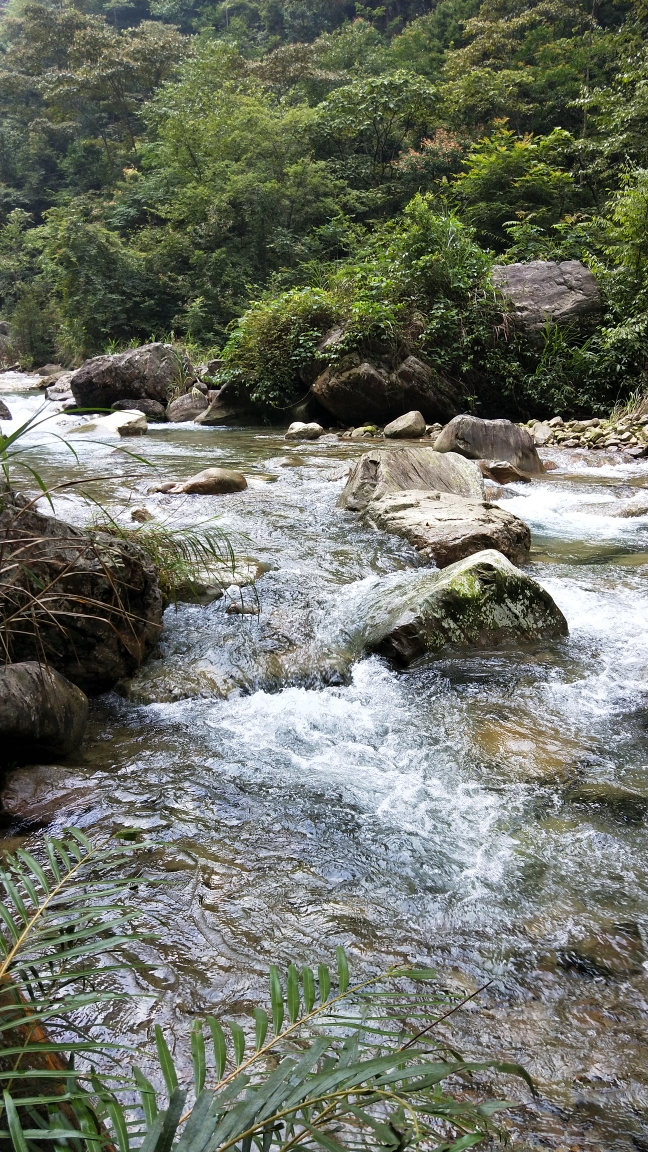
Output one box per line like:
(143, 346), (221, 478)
(92, 515), (240, 603)
(0, 827), (531, 1152)
(220, 286), (338, 408)
(0, 0), (646, 413)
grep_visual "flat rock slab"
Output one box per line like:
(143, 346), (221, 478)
(357, 548), (568, 666)
(364, 489), (531, 568)
(338, 446), (484, 511)
(68, 410), (147, 437)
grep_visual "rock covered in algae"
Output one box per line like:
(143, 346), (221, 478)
(356, 548), (568, 666)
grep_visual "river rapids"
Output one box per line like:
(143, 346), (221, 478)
(2, 374), (648, 1150)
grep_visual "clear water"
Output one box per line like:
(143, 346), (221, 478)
(3, 380), (648, 1149)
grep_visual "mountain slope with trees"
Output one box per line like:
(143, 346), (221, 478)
(0, 0), (647, 416)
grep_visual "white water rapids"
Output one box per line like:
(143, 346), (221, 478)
(2, 375), (648, 1150)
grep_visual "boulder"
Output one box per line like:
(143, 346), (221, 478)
(434, 415), (544, 474)
(356, 549), (568, 666)
(312, 356), (461, 425)
(479, 460), (532, 484)
(338, 446), (484, 512)
(364, 489), (531, 568)
(68, 410), (147, 437)
(285, 421), (324, 440)
(45, 372), (76, 401)
(384, 410), (426, 439)
(71, 343), (186, 410)
(112, 398), (167, 422)
(0, 399), (11, 420)
(167, 392), (208, 422)
(155, 468), (248, 495)
(530, 421), (553, 447)
(0, 662), (88, 765)
(0, 491), (163, 693)
(491, 260), (601, 329)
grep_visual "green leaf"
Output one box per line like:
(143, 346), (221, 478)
(3, 1091), (28, 1152)
(254, 1008), (268, 1052)
(229, 1020), (245, 1067)
(286, 963), (300, 1024)
(269, 965), (284, 1036)
(318, 963), (330, 1005)
(336, 947), (349, 995)
(302, 966), (315, 1014)
(207, 1016), (227, 1080)
(133, 1066), (158, 1128)
(106, 1097), (130, 1152)
(154, 1025), (178, 1097)
(191, 1021), (206, 1094)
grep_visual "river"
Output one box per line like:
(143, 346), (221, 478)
(2, 374), (648, 1150)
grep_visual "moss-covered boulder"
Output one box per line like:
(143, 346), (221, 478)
(356, 549), (568, 665)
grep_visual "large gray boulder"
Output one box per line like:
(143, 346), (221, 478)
(312, 355), (461, 425)
(352, 549), (568, 666)
(365, 489), (530, 568)
(0, 492), (163, 693)
(71, 343), (187, 410)
(338, 446), (484, 512)
(167, 392), (208, 422)
(434, 415), (543, 474)
(0, 663), (88, 764)
(491, 260), (601, 329)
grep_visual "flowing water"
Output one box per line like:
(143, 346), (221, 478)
(2, 376), (648, 1150)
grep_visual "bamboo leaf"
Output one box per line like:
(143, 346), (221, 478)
(302, 966), (315, 1014)
(229, 1021), (245, 1067)
(336, 947), (349, 995)
(133, 1067), (158, 1128)
(191, 1021), (206, 1094)
(286, 963), (300, 1024)
(318, 963), (330, 1006)
(106, 1097), (130, 1152)
(154, 1025), (178, 1097)
(4, 1091), (28, 1152)
(206, 1016), (227, 1080)
(269, 965), (284, 1036)
(254, 1008), (268, 1052)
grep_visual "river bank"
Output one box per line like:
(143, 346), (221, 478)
(1, 376), (648, 1150)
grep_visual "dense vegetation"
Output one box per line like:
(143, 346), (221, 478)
(1, 0), (647, 415)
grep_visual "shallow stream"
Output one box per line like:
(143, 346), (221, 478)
(3, 376), (648, 1150)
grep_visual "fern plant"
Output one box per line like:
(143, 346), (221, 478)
(0, 830), (531, 1152)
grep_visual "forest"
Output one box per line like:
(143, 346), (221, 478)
(0, 0), (647, 417)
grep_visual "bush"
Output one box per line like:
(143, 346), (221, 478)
(220, 286), (339, 409)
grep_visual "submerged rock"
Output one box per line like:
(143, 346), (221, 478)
(155, 467), (247, 495)
(71, 343), (186, 410)
(560, 921), (645, 977)
(365, 489), (530, 567)
(354, 549), (568, 666)
(384, 410), (426, 438)
(0, 491), (163, 693)
(338, 446), (484, 512)
(68, 410), (147, 437)
(435, 415), (544, 474)
(0, 662), (88, 764)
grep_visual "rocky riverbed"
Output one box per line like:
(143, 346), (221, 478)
(1, 374), (648, 1150)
